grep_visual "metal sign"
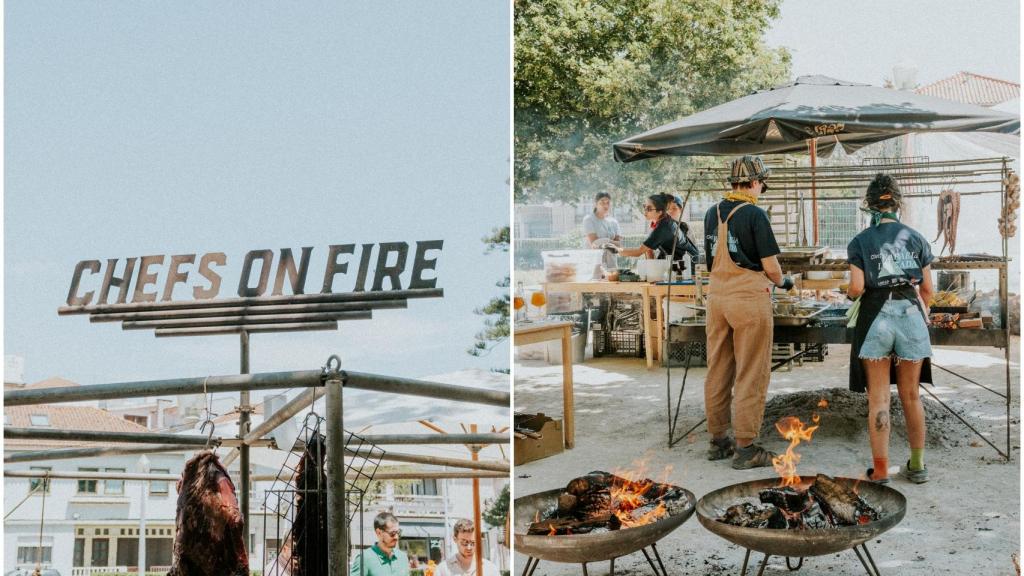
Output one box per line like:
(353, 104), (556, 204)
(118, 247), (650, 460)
(60, 241), (445, 337)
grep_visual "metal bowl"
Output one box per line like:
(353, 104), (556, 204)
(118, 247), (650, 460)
(515, 487), (696, 563)
(696, 476), (906, 558)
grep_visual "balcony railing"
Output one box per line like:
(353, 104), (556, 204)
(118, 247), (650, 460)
(367, 494), (445, 516)
(71, 567), (128, 576)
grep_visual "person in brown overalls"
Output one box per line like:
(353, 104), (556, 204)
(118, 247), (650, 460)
(702, 155), (794, 469)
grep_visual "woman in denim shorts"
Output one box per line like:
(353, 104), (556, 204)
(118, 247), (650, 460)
(847, 174), (934, 484)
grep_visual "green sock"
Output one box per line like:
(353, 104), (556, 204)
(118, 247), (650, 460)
(909, 448), (924, 471)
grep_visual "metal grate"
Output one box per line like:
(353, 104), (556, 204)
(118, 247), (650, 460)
(262, 412), (385, 575)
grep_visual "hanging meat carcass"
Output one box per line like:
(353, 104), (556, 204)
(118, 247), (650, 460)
(168, 451), (249, 576)
(292, 434), (329, 576)
(934, 189), (961, 255)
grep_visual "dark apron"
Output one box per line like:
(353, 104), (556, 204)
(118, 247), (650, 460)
(849, 284), (933, 392)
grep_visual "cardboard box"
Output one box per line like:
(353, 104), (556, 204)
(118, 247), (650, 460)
(514, 413), (564, 465)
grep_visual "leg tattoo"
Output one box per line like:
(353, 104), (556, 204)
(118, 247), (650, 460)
(874, 411), (890, 433)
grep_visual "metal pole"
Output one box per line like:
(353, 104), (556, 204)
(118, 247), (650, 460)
(239, 330), (251, 557)
(3, 469), (508, 482)
(4, 428), (218, 445)
(138, 455), (148, 574)
(809, 138), (819, 245)
(357, 433), (508, 445)
(1002, 158), (1012, 462)
(5, 444), (198, 464)
(243, 387), (327, 445)
(470, 424), (483, 576)
(325, 359), (347, 576)
(346, 450), (508, 472)
(5, 370), (509, 408)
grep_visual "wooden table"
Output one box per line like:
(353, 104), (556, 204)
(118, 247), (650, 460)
(513, 320), (576, 448)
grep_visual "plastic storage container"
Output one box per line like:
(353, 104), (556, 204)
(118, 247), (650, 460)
(542, 250), (605, 283)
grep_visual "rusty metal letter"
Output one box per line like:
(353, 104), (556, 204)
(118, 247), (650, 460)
(321, 244), (355, 293)
(410, 240), (444, 289)
(162, 254), (196, 301)
(372, 242), (409, 291)
(353, 243), (375, 292)
(238, 250), (274, 297)
(132, 255), (165, 303)
(193, 253), (226, 300)
(272, 247), (313, 296)
(99, 258), (138, 305)
(66, 260), (101, 306)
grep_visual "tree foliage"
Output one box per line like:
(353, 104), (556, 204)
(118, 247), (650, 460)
(482, 483), (510, 528)
(469, 226), (511, 357)
(515, 0), (791, 210)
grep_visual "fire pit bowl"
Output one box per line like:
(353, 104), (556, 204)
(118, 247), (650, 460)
(515, 486), (696, 565)
(697, 476), (905, 575)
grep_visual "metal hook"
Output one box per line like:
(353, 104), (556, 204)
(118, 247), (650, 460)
(324, 354), (342, 374)
(200, 419), (216, 449)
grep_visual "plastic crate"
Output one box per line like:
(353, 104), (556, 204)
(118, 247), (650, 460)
(665, 341), (707, 367)
(592, 328), (645, 358)
(797, 343), (829, 362)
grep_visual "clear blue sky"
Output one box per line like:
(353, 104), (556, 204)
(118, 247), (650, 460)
(766, 0), (1019, 86)
(5, 1), (511, 385)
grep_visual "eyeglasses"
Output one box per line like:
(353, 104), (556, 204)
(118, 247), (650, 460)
(379, 529), (401, 538)
(456, 539), (476, 548)
(644, 206), (657, 212)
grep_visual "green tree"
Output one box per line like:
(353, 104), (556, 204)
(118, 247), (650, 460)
(482, 483), (510, 528)
(515, 0), (791, 211)
(469, 226), (510, 358)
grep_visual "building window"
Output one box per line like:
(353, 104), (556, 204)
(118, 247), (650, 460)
(105, 468), (126, 495)
(151, 468), (170, 495)
(91, 538), (109, 567)
(73, 538), (85, 567)
(29, 466), (51, 494)
(78, 468), (99, 494)
(29, 414), (50, 427)
(412, 479), (438, 496)
(17, 545), (52, 564)
(124, 414), (148, 426)
(4, 414), (10, 425)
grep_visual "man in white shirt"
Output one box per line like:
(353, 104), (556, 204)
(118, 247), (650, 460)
(434, 519), (500, 576)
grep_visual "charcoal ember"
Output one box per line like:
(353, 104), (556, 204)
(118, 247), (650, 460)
(809, 474), (881, 526)
(526, 513), (615, 535)
(720, 502), (786, 529)
(758, 486), (811, 513)
(564, 471), (614, 515)
(798, 501), (833, 529)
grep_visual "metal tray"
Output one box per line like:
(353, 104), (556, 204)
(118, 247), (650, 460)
(773, 302), (831, 326)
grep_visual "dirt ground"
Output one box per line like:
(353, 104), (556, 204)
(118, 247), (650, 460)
(513, 338), (1020, 575)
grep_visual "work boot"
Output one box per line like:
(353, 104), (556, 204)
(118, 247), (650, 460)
(731, 444), (777, 470)
(707, 436), (735, 461)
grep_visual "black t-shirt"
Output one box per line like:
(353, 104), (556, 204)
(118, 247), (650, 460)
(847, 222), (934, 288)
(643, 218), (698, 261)
(703, 201), (781, 271)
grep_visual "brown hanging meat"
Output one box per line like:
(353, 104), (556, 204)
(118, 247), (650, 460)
(168, 451), (249, 576)
(292, 434), (329, 576)
(934, 190), (961, 255)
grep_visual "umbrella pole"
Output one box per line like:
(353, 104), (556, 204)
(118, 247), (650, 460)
(809, 138), (819, 245)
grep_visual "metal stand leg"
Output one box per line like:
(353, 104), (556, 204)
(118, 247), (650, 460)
(640, 547), (661, 576)
(667, 349), (707, 447)
(582, 562), (589, 576)
(785, 556), (804, 571)
(651, 543), (669, 576)
(852, 544), (881, 576)
(740, 549), (751, 576)
(610, 557), (615, 576)
(754, 554), (771, 576)
(521, 557), (538, 576)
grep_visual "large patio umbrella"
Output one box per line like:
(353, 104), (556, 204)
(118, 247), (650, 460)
(612, 75), (1019, 243)
(613, 75), (1019, 162)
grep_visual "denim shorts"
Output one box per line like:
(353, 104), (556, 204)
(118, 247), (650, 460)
(860, 299), (932, 361)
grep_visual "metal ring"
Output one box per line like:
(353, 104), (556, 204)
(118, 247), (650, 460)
(325, 354), (342, 372)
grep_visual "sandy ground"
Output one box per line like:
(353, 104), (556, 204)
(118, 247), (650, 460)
(513, 338), (1020, 575)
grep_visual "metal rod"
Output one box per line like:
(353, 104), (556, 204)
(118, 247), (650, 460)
(931, 363), (1007, 398)
(471, 424), (483, 576)
(123, 311), (372, 330)
(5, 369), (510, 407)
(347, 449), (509, 472)
(155, 322), (340, 337)
(3, 469), (507, 482)
(358, 433), (508, 445)
(918, 383), (1008, 459)
(243, 387), (326, 445)
(651, 542), (668, 576)
(59, 287), (444, 315)
(239, 330), (251, 553)
(5, 444), (200, 463)
(4, 428), (214, 445)
(325, 369), (347, 576)
(91, 300), (407, 322)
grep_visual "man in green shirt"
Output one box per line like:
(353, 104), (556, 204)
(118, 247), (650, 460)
(350, 512), (411, 576)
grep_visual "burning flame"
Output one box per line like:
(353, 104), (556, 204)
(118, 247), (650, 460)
(608, 460), (673, 528)
(771, 415), (820, 487)
(817, 398), (829, 409)
(547, 524), (556, 536)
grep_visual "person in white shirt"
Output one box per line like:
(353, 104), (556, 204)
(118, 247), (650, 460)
(434, 519), (500, 576)
(582, 192), (623, 271)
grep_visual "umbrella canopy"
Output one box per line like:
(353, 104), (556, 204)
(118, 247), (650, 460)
(613, 75), (1020, 162)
